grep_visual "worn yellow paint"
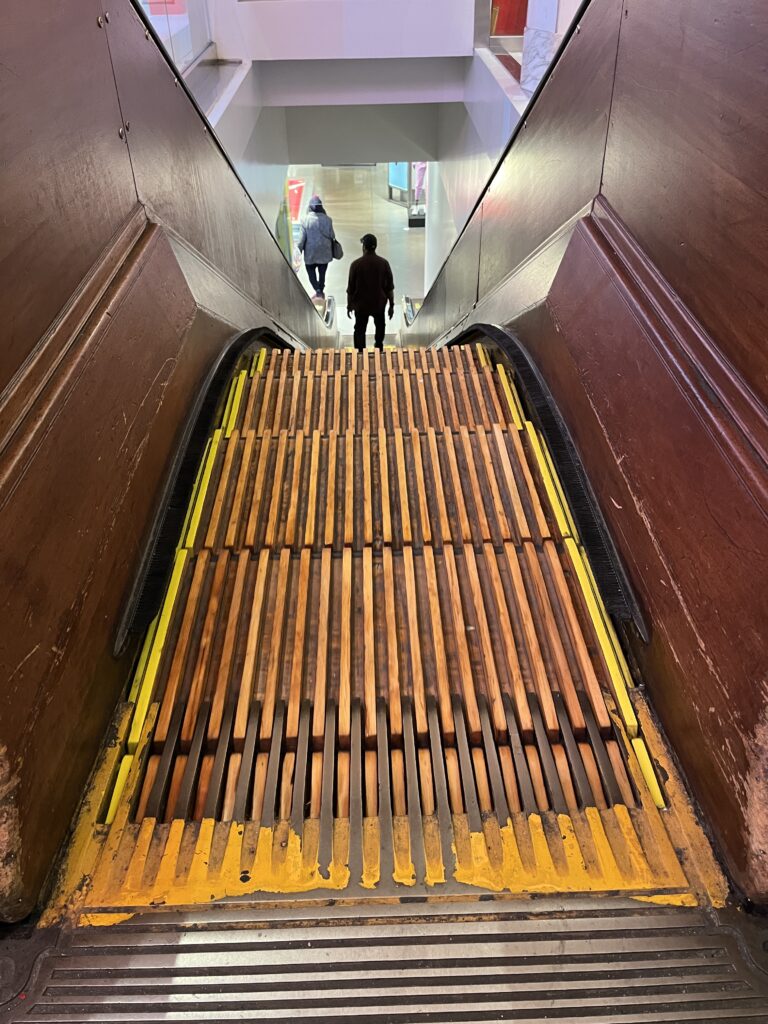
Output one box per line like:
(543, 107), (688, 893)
(631, 738), (666, 808)
(177, 439), (210, 550)
(476, 344), (489, 367)
(496, 364), (524, 429)
(220, 376), (237, 430)
(127, 615), (159, 704)
(564, 538), (638, 736)
(534, 425), (580, 540)
(580, 546), (635, 692)
(184, 428), (222, 549)
(524, 421), (573, 539)
(80, 911), (136, 926)
(127, 549), (188, 753)
(104, 756), (133, 825)
(254, 346), (267, 375)
(633, 891), (698, 907)
(225, 370), (247, 438)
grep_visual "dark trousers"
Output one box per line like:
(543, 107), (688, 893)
(306, 263), (327, 294)
(353, 308), (386, 350)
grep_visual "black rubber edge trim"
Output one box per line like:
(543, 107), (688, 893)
(443, 323), (649, 643)
(113, 326), (294, 655)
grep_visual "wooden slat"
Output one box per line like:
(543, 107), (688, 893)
(304, 430), (321, 549)
(363, 547), (376, 742)
(234, 549), (270, 747)
(244, 429), (272, 547)
(410, 428), (431, 545)
(264, 430), (289, 549)
(339, 547), (353, 744)
(204, 429), (239, 550)
(501, 541), (559, 740)
(425, 427), (451, 545)
(207, 550), (249, 743)
(260, 548), (291, 743)
(442, 546), (481, 743)
(324, 432), (337, 548)
(284, 430), (304, 549)
(382, 547), (402, 738)
(394, 428), (412, 546)
(378, 426), (392, 545)
(286, 548), (311, 741)
(225, 431), (255, 548)
(181, 552), (229, 748)
(312, 548), (332, 746)
(423, 546), (453, 741)
(443, 429), (472, 544)
(402, 546), (427, 740)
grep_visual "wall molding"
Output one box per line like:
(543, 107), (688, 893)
(588, 197), (768, 510)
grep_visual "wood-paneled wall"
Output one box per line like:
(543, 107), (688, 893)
(408, 0), (768, 901)
(0, 0), (332, 920)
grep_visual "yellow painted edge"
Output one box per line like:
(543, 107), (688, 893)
(255, 346), (267, 374)
(225, 370), (247, 439)
(496, 364), (523, 430)
(580, 548), (634, 689)
(524, 421), (572, 539)
(80, 911), (137, 926)
(127, 548), (188, 753)
(537, 427), (580, 540)
(104, 756), (134, 825)
(184, 428), (222, 549)
(127, 615), (159, 704)
(564, 538), (638, 736)
(632, 892), (698, 907)
(220, 377), (237, 430)
(177, 438), (210, 551)
(631, 738), (666, 808)
(476, 343), (489, 367)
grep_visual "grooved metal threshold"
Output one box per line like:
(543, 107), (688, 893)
(3, 901), (768, 1021)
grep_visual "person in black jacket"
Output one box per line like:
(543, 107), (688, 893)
(346, 234), (395, 351)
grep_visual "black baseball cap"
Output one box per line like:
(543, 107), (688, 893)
(360, 233), (377, 249)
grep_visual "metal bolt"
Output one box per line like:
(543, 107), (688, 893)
(104, 11), (110, 22)
(125, 121), (130, 133)
(118, 127), (124, 140)
(145, 28), (150, 38)
(97, 15), (103, 27)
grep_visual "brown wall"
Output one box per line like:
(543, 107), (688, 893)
(408, 0), (768, 900)
(0, 0), (332, 920)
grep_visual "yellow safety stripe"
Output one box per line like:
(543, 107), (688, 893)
(580, 544), (635, 690)
(496, 364), (524, 430)
(183, 429), (222, 549)
(254, 346), (267, 376)
(104, 755), (133, 825)
(127, 615), (159, 704)
(524, 421), (573, 539)
(220, 377), (237, 430)
(564, 538), (638, 737)
(476, 344), (489, 367)
(536, 427), (580, 540)
(127, 548), (188, 753)
(225, 370), (247, 438)
(632, 738), (666, 808)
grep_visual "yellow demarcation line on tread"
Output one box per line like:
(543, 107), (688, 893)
(564, 537), (638, 737)
(632, 738), (666, 808)
(127, 548), (189, 753)
(184, 429), (222, 549)
(177, 439), (210, 550)
(104, 755), (133, 825)
(127, 615), (159, 704)
(496, 364), (524, 429)
(527, 422), (580, 540)
(524, 421), (573, 539)
(580, 542), (635, 692)
(220, 377), (237, 430)
(476, 344), (489, 367)
(225, 370), (247, 438)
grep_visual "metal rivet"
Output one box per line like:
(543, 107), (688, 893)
(97, 15), (103, 27)
(145, 28), (150, 38)
(174, 77), (178, 86)
(104, 11), (110, 22)
(118, 127), (124, 139)
(125, 122), (130, 132)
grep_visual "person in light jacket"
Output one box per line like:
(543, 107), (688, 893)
(297, 195), (334, 299)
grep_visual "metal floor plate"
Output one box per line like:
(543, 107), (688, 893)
(4, 900), (767, 1022)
